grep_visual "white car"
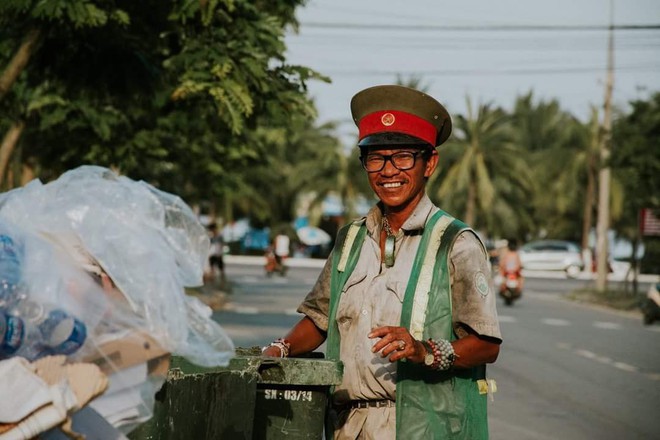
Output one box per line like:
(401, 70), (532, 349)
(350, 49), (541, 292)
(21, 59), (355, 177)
(520, 240), (584, 278)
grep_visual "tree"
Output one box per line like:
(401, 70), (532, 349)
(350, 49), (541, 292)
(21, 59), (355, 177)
(291, 129), (372, 226)
(429, 97), (533, 238)
(511, 92), (583, 241)
(612, 92), (660, 277)
(0, 0), (329, 209)
(575, 108), (601, 252)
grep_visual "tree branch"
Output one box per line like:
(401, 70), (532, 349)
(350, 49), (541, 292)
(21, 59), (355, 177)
(0, 120), (26, 186)
(0, 28), (42, 102)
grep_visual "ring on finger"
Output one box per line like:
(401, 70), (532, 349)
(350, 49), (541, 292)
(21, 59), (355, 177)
(397, 340), (406, 351)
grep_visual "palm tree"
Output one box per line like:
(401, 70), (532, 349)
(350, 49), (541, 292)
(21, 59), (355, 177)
(512, 92), (581, 240)
(514, 94), (622, 247)
(289, 121), (373, 226)
(429, 97), (533, 237)
(566, 108), (601, 251)
(538, 108), (623, 249)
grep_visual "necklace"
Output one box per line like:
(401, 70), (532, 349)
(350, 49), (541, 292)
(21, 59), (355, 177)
(382, 216), (396, 267)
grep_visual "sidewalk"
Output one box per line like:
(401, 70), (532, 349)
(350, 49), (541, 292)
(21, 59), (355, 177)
(225, 255), (659, 283)
(225, 254), (326, 269)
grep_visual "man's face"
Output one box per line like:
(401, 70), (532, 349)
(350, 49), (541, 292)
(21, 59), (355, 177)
(363, 146), (438, 212)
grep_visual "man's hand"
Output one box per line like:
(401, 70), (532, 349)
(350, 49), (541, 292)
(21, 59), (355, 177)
(368, 326), (426, 363)
(261, 345), (283, 357)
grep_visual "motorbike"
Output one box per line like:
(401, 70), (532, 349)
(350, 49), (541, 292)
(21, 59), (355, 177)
(498, 270), (522, 306)
(642, 283), (660, 325)
(264, 247), (287, 277)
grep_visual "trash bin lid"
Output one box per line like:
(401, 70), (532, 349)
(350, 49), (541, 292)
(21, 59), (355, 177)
(169, 348), (343, 386)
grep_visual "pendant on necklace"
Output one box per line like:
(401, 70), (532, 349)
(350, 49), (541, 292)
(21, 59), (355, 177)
(383, 216), (396, 267)
(384, 234), (395, 267)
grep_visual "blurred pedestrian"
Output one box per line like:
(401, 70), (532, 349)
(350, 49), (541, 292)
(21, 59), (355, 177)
(274, 232), (290, 267)
(265, 231), (290, 276)
(204, 222), (225, 286)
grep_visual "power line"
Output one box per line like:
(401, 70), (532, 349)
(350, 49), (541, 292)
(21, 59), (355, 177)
(300, 22), (660, 32)
(288, 37), (660, 51)
(288, 25), (660, 51)
(317, 64), (660, 77)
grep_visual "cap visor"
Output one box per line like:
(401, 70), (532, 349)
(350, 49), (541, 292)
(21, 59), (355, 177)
(358, 132), (432, 148)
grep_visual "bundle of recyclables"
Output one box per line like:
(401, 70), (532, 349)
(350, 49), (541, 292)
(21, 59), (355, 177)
(0, 166), (234, 438)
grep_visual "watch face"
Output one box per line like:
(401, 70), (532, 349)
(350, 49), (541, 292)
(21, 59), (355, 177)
(424, 353), (435, 366)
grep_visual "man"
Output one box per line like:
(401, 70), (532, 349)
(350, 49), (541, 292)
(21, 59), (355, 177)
(498, 238), (524, 295)
(274, 232), (290, 268)
(263, 85), (501, 439)
(204, 222), (225, 285)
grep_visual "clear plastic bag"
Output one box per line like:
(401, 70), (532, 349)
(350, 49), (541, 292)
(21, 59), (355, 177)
(0, 166), (234, 367)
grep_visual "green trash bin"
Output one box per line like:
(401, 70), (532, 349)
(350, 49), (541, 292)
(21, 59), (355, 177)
(129, 348), (343, 440)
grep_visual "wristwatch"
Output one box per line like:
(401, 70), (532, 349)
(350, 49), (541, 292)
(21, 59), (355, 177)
(421, 341), (435, 367)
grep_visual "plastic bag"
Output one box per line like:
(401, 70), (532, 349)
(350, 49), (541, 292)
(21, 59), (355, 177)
(0, 165), (234, 367)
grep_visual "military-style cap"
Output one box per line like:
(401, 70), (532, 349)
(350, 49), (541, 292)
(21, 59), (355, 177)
(350, 85), (452, 148)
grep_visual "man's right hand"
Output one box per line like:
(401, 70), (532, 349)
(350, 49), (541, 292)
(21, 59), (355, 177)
(261, 345), (282, 357)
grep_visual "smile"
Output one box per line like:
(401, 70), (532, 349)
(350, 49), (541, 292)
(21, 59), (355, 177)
(381, 182), (403, 189)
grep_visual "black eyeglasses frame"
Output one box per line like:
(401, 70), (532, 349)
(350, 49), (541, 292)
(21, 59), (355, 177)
(360, 150), (429, 173)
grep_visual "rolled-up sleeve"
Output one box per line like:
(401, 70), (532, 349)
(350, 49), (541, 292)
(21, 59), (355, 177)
(449, 231), (502, 341)
(297, 253), (334, 332)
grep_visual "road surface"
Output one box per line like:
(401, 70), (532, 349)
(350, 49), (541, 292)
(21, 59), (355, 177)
(212, 260), (659, 440)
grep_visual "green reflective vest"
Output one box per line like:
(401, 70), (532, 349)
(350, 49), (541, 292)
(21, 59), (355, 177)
(327, 210), (489, 440)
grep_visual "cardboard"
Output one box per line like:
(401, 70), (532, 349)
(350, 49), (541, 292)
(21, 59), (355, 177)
(84, 331), (169, 375)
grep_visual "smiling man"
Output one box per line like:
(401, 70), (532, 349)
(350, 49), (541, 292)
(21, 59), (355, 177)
(263, 85), (502, 440)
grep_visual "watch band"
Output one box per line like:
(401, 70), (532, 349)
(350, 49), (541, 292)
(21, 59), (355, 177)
(421, 340), (435, 366)
(427, 338), (457, 370)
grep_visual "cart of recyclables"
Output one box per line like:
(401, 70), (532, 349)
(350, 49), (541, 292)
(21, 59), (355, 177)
(0, 166), (234, 440)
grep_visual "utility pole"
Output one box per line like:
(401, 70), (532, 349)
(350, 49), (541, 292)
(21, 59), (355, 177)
(595, 0), (614, 292)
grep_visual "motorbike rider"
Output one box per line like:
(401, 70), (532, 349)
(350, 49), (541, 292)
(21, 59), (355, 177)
(499, 238), (524, 294)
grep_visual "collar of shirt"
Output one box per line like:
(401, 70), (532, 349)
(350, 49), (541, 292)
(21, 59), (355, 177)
(364, 193), (436, 237)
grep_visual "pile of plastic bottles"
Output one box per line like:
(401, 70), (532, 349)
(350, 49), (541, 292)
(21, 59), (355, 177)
(0, 228), (87, 361)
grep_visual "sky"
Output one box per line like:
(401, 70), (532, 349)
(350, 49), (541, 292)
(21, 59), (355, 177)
(284, 0), (660, 145)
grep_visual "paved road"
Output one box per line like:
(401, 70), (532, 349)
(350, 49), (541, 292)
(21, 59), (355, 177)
(490, 290), (659, 439)
(213, 261), (660, 440)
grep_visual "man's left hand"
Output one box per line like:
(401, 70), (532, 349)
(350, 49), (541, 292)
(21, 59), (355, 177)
(368, 326), (426, 363)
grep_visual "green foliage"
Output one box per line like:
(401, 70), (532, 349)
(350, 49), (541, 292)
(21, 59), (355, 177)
(1, 0), (657, 247)
(611, 92), (660, 243)
(510, 93), (593, 242)
(0, 0), (128, 28)
(429, 90), (657, 251)
(0, 0), (331, 223)
(612, 92), (660, 210)
(429, 98), (534, 239)
(227, 116), (350, 227)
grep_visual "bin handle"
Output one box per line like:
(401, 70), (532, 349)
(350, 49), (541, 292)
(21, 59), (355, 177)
(257, 359), (285, 381)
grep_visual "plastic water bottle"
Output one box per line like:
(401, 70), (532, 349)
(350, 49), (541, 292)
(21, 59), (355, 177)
(0, 229), (26, 359)
(13, 300), (87, 360)
(0, 310), (25, 359)
(0, 233), (22, 308)
(38, 308), (87, 356)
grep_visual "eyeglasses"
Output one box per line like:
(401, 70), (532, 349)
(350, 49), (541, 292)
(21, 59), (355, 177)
(360, 151), (427, 173)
